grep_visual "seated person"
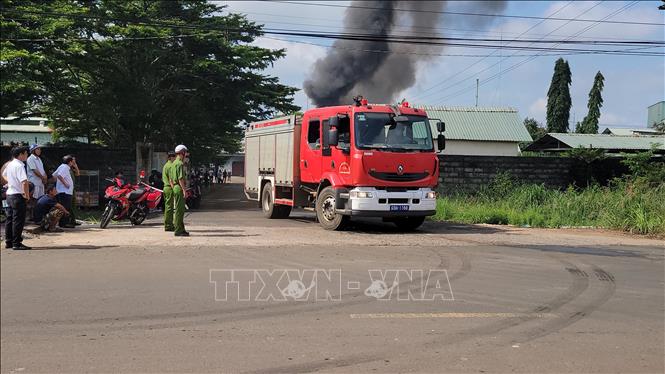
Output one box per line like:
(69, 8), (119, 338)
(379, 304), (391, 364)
(34, 185), (70, 232)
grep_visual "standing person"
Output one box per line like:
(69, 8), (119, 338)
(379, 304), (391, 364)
(69, 156), (81, 226)
(169, 145), (189, 237)
(33, 185), (69, 233)
(2, 146), (31, 250)
(162, 151), (176, 232)
(222, 169), (228, 184)
(52, 155), (77, 228)
(27, 144), (47, 198)
(27, 144), (47, 221)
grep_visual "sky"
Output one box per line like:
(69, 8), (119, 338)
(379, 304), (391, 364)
(217, 1), (665, 129)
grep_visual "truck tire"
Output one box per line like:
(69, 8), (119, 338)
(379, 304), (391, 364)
(261, 183), (291, 219)
(393, 216), (426, 231)
(316, 186), (349, 230)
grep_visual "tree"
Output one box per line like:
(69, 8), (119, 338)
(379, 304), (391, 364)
(1, 0), (299, 158)
(576, 71), (605, 134)
(523, 117), (547, 140)
(0, 0), (86, 117)
(546, 58), (572, 133)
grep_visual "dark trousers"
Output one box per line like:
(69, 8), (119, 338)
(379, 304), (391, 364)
(56, 193), (73, 227)
(5, 194), (27, 246)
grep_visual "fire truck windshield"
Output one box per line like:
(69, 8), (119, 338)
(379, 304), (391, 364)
(354, 112), (434, 152)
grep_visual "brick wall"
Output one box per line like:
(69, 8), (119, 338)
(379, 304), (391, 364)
(437, 155), (648, 193)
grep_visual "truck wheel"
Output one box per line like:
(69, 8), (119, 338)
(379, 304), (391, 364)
(316, 186), (349, 230)
(393, 216), (426, 231)
(261, 183), (291, 219)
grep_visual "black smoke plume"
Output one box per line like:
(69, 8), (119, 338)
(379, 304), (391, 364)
(303, 1), (506, 106)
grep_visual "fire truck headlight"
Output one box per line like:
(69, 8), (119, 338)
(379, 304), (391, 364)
(425, 191), (437, 199)
(350, 191), (373, 199)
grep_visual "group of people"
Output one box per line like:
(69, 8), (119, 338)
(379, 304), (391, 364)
(192, 166), (230, 187)
(2, 143), (195, 248)
(2, 145), (81, 250)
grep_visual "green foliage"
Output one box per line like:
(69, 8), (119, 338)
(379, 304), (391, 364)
(1, 0), (299, 159)
(433, 172), (665, 236)
(620, 146), (665, 186)
(577, 71), (604, 134)
(523, 117), (547, 141)
(546, 58), (572, 133)
(565, 146), (606, 163)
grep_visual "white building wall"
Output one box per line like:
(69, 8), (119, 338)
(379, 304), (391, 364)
(440, 140), (521, 156)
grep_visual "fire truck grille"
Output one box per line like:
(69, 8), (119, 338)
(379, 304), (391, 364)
(369, 171), (429, 182)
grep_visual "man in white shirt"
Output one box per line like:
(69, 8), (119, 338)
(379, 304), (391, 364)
(27, 144), (47, 199)
(53, 155), (77, 228)
(2, 146), (31, 250)
(26, 144), (47, 221)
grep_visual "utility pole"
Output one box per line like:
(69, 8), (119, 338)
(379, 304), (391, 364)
(475, 78), (479, 107)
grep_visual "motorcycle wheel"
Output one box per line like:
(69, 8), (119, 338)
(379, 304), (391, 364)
(130, 209), (146, 225)
(100, 203), (114, 229)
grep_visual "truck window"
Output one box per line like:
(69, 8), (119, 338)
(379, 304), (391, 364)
(307, 119), (321, 150)
(338, 116), (351, 149)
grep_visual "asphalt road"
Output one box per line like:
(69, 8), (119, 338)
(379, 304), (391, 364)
(1, 183), (664, 373)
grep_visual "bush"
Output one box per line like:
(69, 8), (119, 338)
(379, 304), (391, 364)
(432, 173), (665, 236)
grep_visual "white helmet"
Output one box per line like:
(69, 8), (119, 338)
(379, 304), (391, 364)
(175, 144), (188, 153)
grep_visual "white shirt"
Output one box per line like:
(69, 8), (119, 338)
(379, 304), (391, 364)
(2, 159), (28, 195)
(53, 164), (74, 195)
(26, 154), (46, 185)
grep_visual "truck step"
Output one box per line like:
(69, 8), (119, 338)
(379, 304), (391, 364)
(303, 207), (316, 212)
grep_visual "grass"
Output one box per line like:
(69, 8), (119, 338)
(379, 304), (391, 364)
(432, 174), (665, 236)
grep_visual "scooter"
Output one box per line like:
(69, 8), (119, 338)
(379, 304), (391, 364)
(100, 171), (162, 229)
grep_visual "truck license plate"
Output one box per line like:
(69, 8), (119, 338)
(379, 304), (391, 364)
(390, 205), (409, 212)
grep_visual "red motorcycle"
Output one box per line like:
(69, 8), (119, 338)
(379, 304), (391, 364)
(100, 173), (163, 229)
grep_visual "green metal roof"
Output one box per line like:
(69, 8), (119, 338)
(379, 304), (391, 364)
(417, 106), (532, 142)
(526, 133), (665, 152)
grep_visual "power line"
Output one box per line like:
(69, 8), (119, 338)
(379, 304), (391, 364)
(413, 1), (606, 102)
(225, 8), (665, 42)
(263, 35), (663, 58)
(411, 1), (576, 101)
(433, 1), (641, 104)
(271, 0), (665, 26)
(3, 7), (662, 57)
(4, 8), (662, 48)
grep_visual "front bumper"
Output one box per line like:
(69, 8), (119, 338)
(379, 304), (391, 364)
(335, 187), (437, 217)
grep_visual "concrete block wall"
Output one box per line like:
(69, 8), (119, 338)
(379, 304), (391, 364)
(438, 155), (575, 193)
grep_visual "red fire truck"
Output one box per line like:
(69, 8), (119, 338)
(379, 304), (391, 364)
(244, 97), (445, 230)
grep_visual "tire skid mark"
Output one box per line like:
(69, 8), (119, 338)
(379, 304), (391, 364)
(6, 247), (465, 333)
(517, 263), (616, 343)
(241, 255), (591, 374)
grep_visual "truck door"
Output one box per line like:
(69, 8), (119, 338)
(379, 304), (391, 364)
(321, 114), (351, 180)
(300, 115), (322, 183)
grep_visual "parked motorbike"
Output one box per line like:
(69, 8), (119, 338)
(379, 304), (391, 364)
(186, 173), (202, 209)
(100, 173), (163, 229)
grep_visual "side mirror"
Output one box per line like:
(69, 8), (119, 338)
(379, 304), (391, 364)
(436, 121), (445, 133)
(437, 134), (446, 152)
(329, 116), (339, 128)
(328, 128), (339, 147)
